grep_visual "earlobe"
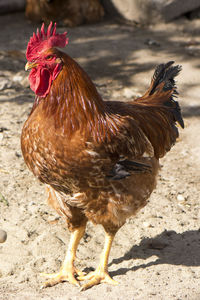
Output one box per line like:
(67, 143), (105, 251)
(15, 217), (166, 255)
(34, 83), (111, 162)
(55, 58), (62, 64)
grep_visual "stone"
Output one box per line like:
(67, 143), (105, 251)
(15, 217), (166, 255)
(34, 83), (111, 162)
(0, 79), (11, 91)
(148, 240), (168, 250)
(0, 229), (7, 243)
(156, 0), (200, 22)
(102, 0), (200, 24)
(177, 194), (185, 202)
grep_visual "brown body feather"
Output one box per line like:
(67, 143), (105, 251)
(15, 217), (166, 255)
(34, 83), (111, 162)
(21, 52), (183, 234)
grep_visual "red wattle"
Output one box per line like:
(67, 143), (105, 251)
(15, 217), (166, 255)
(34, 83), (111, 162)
(29, 66), (52, 98)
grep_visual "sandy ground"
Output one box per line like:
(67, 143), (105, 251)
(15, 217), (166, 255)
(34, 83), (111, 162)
(0, 12), (200, 300)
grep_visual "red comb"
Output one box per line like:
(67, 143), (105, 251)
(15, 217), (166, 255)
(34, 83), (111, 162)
(26, 22), (69, 61)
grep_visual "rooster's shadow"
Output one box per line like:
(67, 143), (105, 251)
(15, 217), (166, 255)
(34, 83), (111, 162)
(109, 229), (200, 277)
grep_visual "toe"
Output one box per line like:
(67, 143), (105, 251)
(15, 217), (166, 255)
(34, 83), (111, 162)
(74, 268), (86, 277)
(102, 274), (118, 285)
(79, 270), (118, 291)
(77, 271), (95, 281)
(42, 275), (80, 288)
(80, 276), (101, 291)
(40, 270), (80, 288)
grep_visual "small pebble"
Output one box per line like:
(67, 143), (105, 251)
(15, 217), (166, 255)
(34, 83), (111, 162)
(0, 79), (9, 91)
(12, 74), (23, 82)
(15, 151), (22, 158)
(177, 194), (185, 201)
(143, 221), (150, 228)
(0, 229), (7, 243)
(149, 241), (168, 250)
(145, 39), (160, 47)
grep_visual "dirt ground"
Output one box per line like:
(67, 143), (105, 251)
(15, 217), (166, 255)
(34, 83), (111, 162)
(0, 12), (200, 300)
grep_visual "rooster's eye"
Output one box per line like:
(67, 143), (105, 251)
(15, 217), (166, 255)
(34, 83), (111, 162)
(46, 55), (53, 60)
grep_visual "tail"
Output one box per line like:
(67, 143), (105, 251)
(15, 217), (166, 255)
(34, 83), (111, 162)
(137, 61), (184, 129)
(132, 61), (184, 158)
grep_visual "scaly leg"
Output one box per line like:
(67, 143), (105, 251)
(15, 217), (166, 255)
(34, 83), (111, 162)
(78, 230), (118, 291)
(41, 225), (86, 288)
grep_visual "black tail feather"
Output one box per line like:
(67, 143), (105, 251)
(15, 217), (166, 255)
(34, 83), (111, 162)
(150, 61), (182, 96)
(150, 61), (184, 129)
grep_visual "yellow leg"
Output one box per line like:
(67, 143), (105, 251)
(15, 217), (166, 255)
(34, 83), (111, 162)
(78, 230), (118, 291)
(41, 225), (86, 288)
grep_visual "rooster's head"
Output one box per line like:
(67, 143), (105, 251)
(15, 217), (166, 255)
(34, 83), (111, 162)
(25, 22), (68, 97)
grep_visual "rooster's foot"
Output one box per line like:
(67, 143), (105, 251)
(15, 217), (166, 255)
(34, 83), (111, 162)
(40, 267), (85, 288)
(78, 269), (118, 291)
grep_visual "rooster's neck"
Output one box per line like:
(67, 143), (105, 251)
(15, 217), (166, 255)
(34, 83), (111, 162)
(41, 54), (107, 137)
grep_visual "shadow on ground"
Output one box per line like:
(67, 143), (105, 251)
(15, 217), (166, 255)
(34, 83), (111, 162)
(109, 229), (200, 278)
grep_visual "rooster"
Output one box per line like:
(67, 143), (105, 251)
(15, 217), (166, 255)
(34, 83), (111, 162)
(21, 23), (184, 291)
(25, 0), (104, 27)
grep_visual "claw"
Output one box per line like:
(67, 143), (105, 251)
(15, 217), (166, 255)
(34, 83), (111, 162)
(80, 277), (100, 291)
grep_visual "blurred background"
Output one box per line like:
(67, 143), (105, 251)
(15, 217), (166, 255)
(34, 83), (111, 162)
(1, 0), (200, 26)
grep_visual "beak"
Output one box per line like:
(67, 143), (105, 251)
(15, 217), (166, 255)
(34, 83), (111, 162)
(25, 61), (38, 71)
